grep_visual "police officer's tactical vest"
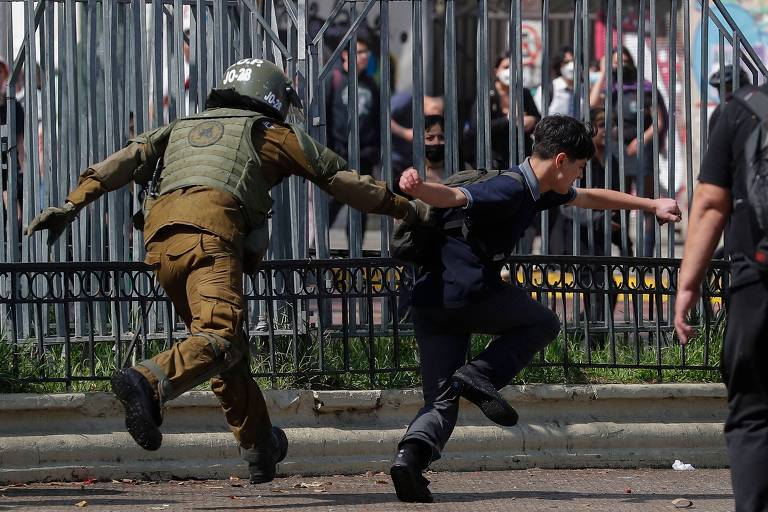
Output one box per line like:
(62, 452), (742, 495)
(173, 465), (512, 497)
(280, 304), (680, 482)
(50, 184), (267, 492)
(159, 108), (273, 231)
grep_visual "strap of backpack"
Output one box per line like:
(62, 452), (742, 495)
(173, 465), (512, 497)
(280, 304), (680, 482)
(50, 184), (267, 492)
(443, 170), (525, 261)
(734, 86), (768, 121)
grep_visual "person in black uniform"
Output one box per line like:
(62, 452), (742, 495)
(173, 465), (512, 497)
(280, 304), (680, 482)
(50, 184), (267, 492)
(675, 83), (768, 512)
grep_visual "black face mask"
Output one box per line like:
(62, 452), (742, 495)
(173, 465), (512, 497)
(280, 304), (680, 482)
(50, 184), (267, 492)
(425, 143), (445, 163)
(612, 64), (637, 84)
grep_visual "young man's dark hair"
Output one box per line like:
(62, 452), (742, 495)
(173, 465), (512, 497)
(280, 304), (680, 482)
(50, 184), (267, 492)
(532, 114), (596, 161)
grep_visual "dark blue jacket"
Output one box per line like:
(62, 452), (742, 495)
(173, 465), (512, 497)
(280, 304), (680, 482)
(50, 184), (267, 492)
(410, 161), (575, 308)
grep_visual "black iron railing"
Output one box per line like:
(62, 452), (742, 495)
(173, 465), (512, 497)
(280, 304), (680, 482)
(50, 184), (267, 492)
(0, 256), (727, 391)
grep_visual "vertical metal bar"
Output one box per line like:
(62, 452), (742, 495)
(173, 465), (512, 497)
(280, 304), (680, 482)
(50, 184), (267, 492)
(636, 0), (646, 258)
(380, 0), (393, 258)
(476, 0), (490, 169)
(541, 0), (550, 116)
(195, 0), (207, 110)
(347, 2), (362, 260)
(700, 0), (709, 158)
(668, 0), (679, 263)
(684, 0), (694, 212)
(174, 0), (186, 118)
(514, 0), (525, 164)
(540, 0), (551, 254)
(444, 0), (459, 175)
(650, 0), (661, 258)
(412, 0), (425, 177)
(152, 0), (163, 127)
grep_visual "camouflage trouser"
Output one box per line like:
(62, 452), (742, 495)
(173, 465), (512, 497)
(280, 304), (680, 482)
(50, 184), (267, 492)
(134, 225), (271, 449)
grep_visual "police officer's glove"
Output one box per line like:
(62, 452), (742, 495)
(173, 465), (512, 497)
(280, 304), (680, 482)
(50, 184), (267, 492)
(402, 199), (432, 227)
(25, 201), (79, 246)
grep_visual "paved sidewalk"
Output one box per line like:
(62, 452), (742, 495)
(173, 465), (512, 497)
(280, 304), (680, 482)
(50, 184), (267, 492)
(0, 468), (732, 511)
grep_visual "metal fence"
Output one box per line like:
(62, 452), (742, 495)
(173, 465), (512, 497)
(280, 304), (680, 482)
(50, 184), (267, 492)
(1, 0), (765, 262)
(0, 257), (728, 390)
(0, 0), (757, 387)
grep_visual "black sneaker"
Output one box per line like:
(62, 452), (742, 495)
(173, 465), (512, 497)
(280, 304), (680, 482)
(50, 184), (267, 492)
(110, 368), (163, 451)
(245, 426), (288, 484)
(390, 441), (433, 503)
(451, 367), (518, 427)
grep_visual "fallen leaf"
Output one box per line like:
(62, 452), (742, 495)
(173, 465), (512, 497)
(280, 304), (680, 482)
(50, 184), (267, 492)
(82, 479), (96, 485)
(375, 471), (386, 476)
(230, 496), (247, 500)
(624, 488), (632, 494)
(74, 501), (88, 508)
(229, 476), (240, 481)
(270, 489), (286, 493)
(230, 482), (243, 488)
(313, 489), (328, 493)
(375, 480), (388, 485)
(672, 498), (693, 508)
(121, 479), (134, 484)
(364, 471), (374, 477)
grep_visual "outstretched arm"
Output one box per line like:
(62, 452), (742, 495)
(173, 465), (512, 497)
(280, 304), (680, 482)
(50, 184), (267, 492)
(569, 187), (682, 224)
(399, 167), (467, 208)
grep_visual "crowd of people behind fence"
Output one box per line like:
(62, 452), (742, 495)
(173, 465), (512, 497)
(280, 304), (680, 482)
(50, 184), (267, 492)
(330, 29), (669, 257)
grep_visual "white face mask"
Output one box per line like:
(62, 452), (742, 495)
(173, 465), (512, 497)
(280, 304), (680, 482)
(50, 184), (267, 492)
(497, 67), (511, 87)
(560, 61), (575, 81)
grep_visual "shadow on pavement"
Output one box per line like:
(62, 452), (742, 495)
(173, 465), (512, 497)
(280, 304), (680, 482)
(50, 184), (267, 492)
(193, 489), (733, 509)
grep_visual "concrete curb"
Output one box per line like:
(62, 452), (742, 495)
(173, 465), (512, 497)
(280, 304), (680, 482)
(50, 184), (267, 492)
(0, 384), (728, 483)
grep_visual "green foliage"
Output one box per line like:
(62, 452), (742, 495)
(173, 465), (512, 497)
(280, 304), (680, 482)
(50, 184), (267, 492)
(0, 320), (723, 393)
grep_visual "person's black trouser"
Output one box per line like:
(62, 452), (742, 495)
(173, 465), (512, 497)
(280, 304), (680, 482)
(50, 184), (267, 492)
(400, 283), (561, 461)
(722, 271), (768, 512)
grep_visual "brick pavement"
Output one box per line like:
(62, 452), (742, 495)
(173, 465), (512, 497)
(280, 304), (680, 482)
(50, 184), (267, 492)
(0, 468), (733, 512)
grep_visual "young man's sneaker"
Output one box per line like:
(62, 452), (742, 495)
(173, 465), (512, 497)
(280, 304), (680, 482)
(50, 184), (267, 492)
(244, 426), (288, 484)
(390, 440), (433, 503)
(110, 368), (163, 451)
(451, 366), (518, 426)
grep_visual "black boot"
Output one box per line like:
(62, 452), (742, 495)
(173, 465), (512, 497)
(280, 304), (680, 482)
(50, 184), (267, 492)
(451, 366), (518, 427)
(110, 368), (163, 451)
(390, 440), (433, 503)
(244, 426), (288, 484)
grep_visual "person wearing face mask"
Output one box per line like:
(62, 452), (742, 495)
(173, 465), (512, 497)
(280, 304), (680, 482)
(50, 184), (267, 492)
(589, 47), (668, 257)
(540, 46), (575, 116)
(463, 51), (541, 170)
(423, 115), (446, 183)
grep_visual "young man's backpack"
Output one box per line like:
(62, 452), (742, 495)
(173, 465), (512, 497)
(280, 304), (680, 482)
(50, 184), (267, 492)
(390, 169), (523, 266)
(733, 86), (768, 273)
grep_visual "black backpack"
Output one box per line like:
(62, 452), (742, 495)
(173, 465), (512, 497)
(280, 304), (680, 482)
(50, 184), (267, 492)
(391, 169), (524, 266)
(733, 86), (768, 272)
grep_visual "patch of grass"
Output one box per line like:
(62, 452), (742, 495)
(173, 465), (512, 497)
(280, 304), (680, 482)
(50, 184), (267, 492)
(0, 317), (724, 393)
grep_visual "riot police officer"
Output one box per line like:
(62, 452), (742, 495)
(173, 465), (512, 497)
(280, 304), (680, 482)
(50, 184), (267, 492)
(26, 59), (423, 484)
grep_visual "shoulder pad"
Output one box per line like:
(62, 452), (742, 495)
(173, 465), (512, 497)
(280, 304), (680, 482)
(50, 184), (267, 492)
(289, 124), (348, 179)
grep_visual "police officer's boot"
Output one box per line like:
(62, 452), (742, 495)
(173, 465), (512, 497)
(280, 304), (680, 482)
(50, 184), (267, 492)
(242, 426), (288, 484)
(110, 368), (163, 451)
(390, 440), (433, 503)
(451, 366), (518, 427)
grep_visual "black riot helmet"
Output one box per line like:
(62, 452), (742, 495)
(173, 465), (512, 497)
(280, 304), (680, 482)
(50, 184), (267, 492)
(206, 58), (302, 121)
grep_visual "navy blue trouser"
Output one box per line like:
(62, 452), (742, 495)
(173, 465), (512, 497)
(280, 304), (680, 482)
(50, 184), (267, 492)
(400, 283), (561, 462)
(722, 271), (768, 512)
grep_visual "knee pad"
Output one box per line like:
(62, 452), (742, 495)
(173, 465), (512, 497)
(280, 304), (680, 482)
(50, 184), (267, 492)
(138, 331), (243, 404)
